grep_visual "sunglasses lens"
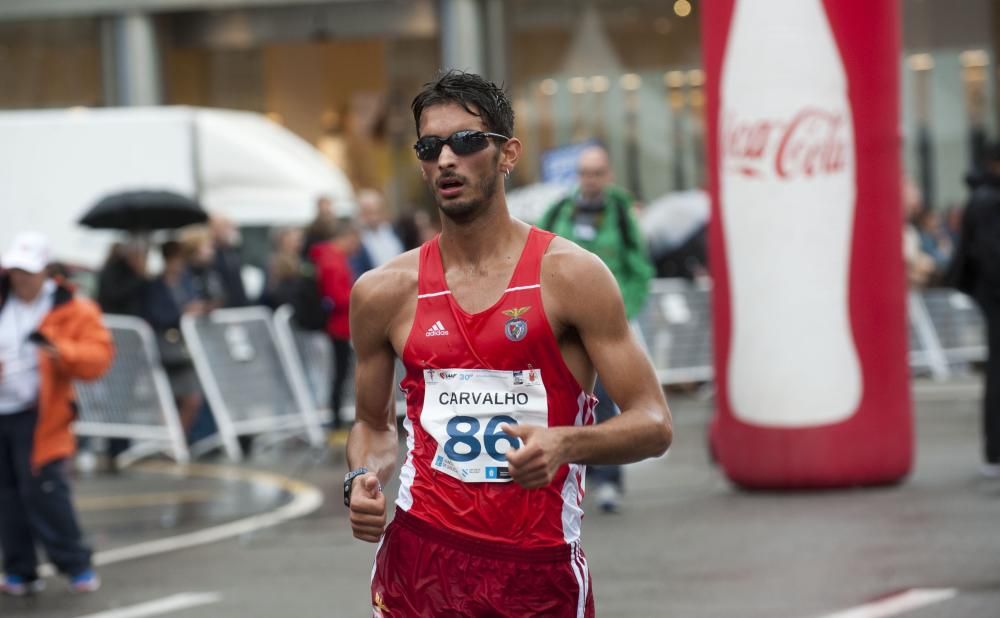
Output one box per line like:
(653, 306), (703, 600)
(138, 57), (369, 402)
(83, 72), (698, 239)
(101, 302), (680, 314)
(414, 138), (443, 161)
(450, 132), (489, 155)
(414, 131), (494, 160)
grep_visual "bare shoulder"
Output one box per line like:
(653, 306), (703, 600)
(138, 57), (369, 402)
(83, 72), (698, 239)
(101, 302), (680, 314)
(352, 248), (420, 308)
(540, 236), (618, 296)
(539, 235), (625, 334)
(351, 248), (421, 344)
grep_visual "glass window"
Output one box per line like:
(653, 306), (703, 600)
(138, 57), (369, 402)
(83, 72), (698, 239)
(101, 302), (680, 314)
(0, 18), (103, 109)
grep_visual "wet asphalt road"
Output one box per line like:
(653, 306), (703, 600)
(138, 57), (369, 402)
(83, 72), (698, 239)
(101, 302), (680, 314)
(2, 378), (999, 618)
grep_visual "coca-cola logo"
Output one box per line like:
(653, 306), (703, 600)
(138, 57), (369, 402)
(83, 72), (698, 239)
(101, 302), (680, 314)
(723, 107), (851, 180)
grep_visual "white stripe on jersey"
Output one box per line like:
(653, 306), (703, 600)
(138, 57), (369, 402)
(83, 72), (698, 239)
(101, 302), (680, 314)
(561, 463), (585, 544)
(562, 391), (594, 543)
(417, 290), (452, 299)
(395, 415), (417, 511)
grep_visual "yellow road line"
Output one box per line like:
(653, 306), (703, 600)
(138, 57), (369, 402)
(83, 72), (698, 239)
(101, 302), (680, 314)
(76, 490), (216, 512)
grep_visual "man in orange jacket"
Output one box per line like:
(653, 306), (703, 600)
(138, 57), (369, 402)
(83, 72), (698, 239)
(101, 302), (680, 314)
(0, 232), (113, 596)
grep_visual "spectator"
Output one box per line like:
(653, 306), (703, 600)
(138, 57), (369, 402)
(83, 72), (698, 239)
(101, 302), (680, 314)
(915, 208), (952, 279)
(209, 215), (249, 307)
(303, 196), (335, 257)
(310, 217), (360, 433)
(944, 204), (965, 249)
(178, 226), (225, 311)
(95, 239), (149, 466)
(306, 196), (374, 280)
(395, 208), (440, 251)
(538, 143), (654, 513)
(948, 145), (1000, 477)
(357, 189), (404, 268)
(902, 177), (936, 288)
(261, 227), (304, 310)
(142, 241), (205, 433)
(97, 240), (148, 316)
(0, 232), (110, 595)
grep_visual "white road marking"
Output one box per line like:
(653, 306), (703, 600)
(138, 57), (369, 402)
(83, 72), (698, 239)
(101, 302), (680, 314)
(74, 592), (222, 618)
(41, 462), (322, 576)
(818, 588), (958, 618)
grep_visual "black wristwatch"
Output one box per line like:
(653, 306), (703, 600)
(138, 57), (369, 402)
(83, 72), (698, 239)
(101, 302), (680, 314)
(344, 467), (370, 507)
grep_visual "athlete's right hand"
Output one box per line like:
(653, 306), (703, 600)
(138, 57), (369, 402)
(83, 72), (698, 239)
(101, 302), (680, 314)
(349, 474), (386, 543)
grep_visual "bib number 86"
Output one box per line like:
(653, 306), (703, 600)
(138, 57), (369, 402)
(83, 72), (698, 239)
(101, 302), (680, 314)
(444, 415), (519, 462)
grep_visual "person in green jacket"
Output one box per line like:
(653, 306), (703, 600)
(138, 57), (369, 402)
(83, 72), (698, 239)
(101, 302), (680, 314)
(539, 144), (654, 512)
(539, 146), (653, 319)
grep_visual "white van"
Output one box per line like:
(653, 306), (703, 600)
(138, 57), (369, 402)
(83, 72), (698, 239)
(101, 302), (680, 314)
(0, 106), (355, 270)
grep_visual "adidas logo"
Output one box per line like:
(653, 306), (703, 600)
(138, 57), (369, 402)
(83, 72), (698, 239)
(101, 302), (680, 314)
(425, 321), (450, 337)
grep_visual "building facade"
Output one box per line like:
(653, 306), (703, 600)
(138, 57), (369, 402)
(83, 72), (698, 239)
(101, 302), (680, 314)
(1, 0), (997, 211)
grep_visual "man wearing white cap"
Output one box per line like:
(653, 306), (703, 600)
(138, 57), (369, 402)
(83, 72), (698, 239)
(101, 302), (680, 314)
(0, 232), (113, 596)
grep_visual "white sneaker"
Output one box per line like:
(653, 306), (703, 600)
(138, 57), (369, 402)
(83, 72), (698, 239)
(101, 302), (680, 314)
(979, 463), (1000, 478)
(0, 574), (45, 596)
(595, 483), (621, 513)
(76, 450), (98, 476)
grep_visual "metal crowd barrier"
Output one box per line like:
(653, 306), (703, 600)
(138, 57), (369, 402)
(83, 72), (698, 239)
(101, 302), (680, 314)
(272, 305), (407, 423)
(78, 286), (984, 466)
(633, 278), (714, 385)
(74, 315), (190, 466)
(273, 304), (332, 421)
(182, 306), (324, 461)
(908, 289), (987, 380)
(631, 280), (987, 387)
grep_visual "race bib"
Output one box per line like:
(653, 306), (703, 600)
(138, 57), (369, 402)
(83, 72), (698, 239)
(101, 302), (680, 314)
(421, 368), (548, 483)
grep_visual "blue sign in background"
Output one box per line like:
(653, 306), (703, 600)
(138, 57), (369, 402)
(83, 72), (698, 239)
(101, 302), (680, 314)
(540, 140), (600, 185)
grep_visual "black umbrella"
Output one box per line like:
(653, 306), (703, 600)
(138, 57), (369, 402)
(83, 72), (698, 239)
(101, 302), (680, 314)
(79, 190), (208, 231)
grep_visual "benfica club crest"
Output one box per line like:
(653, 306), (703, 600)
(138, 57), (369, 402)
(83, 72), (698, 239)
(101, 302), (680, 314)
(502, 306), (531, 342)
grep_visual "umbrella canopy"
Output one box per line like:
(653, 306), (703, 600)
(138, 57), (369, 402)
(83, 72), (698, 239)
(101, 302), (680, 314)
(79, 190), (208, 231)
(641, 189), (710, 255)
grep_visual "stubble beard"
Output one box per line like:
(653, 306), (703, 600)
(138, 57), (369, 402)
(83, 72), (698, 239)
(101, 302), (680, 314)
(432, 157), (502, 225)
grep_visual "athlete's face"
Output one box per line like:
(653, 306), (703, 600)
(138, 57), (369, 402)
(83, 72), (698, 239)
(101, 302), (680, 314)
(417, 103), (516, 224)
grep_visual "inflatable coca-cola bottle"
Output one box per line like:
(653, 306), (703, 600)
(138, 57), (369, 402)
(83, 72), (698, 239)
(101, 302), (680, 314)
(702, 0), (912, 488)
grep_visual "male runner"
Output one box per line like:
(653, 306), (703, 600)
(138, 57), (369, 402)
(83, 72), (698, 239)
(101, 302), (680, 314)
(346, 70), (673, 617)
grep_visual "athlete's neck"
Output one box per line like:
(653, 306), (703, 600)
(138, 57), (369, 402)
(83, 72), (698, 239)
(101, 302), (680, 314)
(437, 201), (526, 270)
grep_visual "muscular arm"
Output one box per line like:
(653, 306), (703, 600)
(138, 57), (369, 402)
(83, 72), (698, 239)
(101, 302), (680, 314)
(346, 270), (400, 486)
(504, 243), (672, 487)
(555, 249), (672, 464)
(346, 263), (418, 542)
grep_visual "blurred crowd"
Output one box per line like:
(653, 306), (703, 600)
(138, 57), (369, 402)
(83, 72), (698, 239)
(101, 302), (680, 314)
(902, 176), (964, 289)
(90, 190), (440, 450)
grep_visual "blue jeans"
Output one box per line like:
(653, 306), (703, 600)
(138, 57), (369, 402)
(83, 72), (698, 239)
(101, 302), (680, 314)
(588, 379), (622, 489)
(0, 408), (92, 579)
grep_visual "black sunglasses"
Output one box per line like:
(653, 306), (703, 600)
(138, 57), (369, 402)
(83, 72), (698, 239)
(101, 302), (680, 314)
(413, 130), (510, 161)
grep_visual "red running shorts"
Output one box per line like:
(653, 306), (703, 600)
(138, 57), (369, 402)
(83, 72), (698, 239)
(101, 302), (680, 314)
(370, 509), (595, 617)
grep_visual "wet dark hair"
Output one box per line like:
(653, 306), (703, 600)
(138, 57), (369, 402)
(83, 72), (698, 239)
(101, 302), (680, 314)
(411, 70), (514, 138)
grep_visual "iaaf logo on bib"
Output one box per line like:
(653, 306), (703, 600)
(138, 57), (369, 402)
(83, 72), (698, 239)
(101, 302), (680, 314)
(722, 107), (851, 180)
(425, 320), (449, 337)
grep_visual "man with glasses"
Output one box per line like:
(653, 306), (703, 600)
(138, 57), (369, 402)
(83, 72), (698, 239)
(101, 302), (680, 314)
(345, 70), (672, 617)
(539, 144), (655, 513)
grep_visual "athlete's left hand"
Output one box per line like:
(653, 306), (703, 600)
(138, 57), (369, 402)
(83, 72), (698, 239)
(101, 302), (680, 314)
(502, 424), (568, 489)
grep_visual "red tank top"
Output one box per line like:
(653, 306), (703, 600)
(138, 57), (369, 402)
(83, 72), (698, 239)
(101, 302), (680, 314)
(397, 227), (596, 548)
